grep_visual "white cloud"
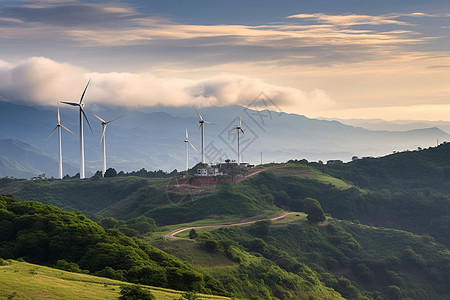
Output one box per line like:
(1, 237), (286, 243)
(287, 13), (412, 26)
(0, 57), (334, 113)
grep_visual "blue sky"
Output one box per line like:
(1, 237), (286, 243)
(1, 0), (450, 120)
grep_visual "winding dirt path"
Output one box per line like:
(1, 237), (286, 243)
(165, 212), (294, 238)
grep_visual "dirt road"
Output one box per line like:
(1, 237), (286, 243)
(166, 212), (293, 238)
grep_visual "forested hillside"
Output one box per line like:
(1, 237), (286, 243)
(1, 144), (450, 299)
(0, 194), (342, 299)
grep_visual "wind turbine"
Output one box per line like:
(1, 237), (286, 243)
(193, 106), (214, 164)
(45, 102), (76, 179)
(228, 116), (246, 164)
(178, 128), (197, 174)
(61, 79), (92, 179)
(90, 112), (122, 177)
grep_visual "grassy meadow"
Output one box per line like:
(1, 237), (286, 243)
(0, 260), (230, 300)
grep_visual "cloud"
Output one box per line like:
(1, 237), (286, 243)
(0, 57), (334, 113)
(287, 13), (412, 26)
(0, 3), (428, 51)
(2, 3), (142, 27)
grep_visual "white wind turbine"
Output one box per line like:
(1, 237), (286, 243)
(228, 116), (246, 164)
(90, 112), (122, 177)
(193, 106), (214, 164)
(178, 128), (197, 174)
(61, 79), (92, 179)
(45, 102), (76, 179)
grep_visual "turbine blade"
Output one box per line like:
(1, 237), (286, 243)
(81, 108), (93, 133)
(90, 111), (105, 123)
(101, 125), (106, 142)
(57, 102), (61, 124)
(193, 105), (203, 121)
(61, 101), (79, 107)
(106, 115), (123, 124)
(185, 128), (188, 140)
(45, 127), (58, 142)
(61, 124), (76, 135)
(228, 127), (238, 132)
(240, 128), (246, 136)
(196, 124), (202, 136)
(239, 116), (242, 127)
(79, 78), (91, 104)
(204, 121), (215, 125)
(188, 141), (197, 151)
(176, 141), (185, 145)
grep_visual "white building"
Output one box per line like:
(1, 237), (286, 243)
(196, 168), (223, 176)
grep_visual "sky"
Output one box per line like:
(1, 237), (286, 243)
(0, 0), (450, 121)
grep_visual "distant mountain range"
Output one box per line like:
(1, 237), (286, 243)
(321, 117), (450, 134)
(0, 101), (449, 178)
(0, 139), (78, 178)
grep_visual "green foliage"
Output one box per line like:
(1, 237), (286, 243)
(104, 168), (117, 178)
(118, 285), (155, 300)
(8, 177), (150, 218)
(54, 259), (88, 274)
(198, 217), (450, 300)
(200, 239), (219, 253)
(116, 216), (157, 236)
(249, 220), (271, 236)
(0, 195), (215, 295)
(304, 197), (326, 223)
(189, 229), (198, 239)
(95, 266), (126, 281)
(100, 217), (119, 229)
(0, 257), (10, 266)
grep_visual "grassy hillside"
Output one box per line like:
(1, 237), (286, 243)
(325, 142), (450, 192)
(174, 218), (450, 300)
(0, 259), (229, 300)
(2, 145), (450, 299)
(0, 194), (345, 299)
(2, 146), (450, 246)
(0, 176), (156, 217)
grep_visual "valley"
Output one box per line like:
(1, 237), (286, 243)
(1, 144), (450, 299)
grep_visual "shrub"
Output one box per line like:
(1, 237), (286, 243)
(200, 240), (218, 253)
(303, 198), (326, 223)
(54, 259), (88, 274)
(189, 229), (198, 239)
(118, 285), (155, 300)
(95, 266), (125, 281)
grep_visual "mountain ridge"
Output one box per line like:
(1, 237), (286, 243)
(1, 101), (448, 178)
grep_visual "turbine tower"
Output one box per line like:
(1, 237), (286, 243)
(193, 106), (214, 164)
(61, 79), (92, 179)
(228, 116), (246, 164)
(90, 112), (122, 177)
(178, 128), (197, 174)
(45, 102), (76, 179)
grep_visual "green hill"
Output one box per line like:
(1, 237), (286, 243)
(0, 259), (229, 300)
(172, 218), (450, 300)
(2, 144), (450, 299)
(0, 194), (344, 299)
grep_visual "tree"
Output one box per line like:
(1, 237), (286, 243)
(91, 170), (102, 178)
(100, 217), (119, 229)
(250, 220), (271, 237)
(304, 198), (326, 223)
(119, 285), (155, 300)
(104, 168), (117, 177)
(189, 229), (198, 239)
(125, 216), (156, 234)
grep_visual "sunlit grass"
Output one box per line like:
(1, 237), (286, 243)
(0, 260), (230, 300)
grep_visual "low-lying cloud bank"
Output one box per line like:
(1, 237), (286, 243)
(0, 57), (334, 112)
